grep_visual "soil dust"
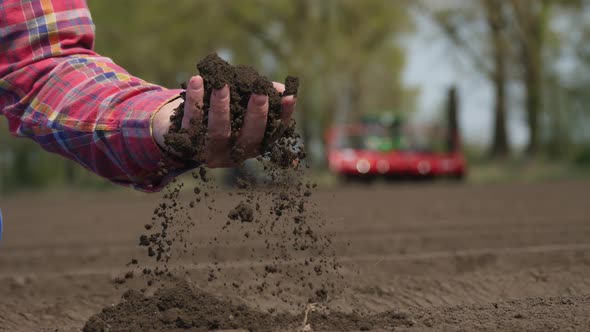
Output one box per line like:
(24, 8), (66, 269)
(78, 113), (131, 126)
(85, 54), (348, 331)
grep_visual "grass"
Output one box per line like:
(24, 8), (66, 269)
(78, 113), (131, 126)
(303, 159), (590, 187)
(466, 160), (590, 184)
(3, 157), (590, 196)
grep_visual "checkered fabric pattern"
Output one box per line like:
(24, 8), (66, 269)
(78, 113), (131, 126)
(0, 0), (183, 191)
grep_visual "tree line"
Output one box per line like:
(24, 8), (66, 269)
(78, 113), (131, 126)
(421, 0), (590, 159)
(1, 0), (414, 190)
(2, 1), (590, 191)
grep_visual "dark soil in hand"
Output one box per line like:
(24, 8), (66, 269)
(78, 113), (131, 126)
(164, 53), (301, 163)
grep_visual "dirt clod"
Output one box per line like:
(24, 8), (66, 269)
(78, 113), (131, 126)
(228, 202), (254, 223)
(164, 53), (299, 162)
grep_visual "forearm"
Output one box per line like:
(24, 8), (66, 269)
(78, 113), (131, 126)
(1, 53), (183, 190)
(0, 0), (188, 191)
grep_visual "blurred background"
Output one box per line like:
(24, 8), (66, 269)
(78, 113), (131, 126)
(2, 0), (590, 192)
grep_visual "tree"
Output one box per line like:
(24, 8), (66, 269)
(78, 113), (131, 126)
(220, 0), (415, 162)
(485, 0), (510, 158)
(509, 0), (550, 156)
(422, 0), (511, 158)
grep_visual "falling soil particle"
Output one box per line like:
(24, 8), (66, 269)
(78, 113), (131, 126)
(89, 53), (347, 329)
(228, 202), (254, 223)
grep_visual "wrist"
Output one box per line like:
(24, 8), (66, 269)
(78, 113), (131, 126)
(115, 88), (184, 191)
(152, 98), (183, 155)
(150, 96), (200, 185)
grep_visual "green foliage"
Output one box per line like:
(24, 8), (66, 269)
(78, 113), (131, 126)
(0, 118), (109, 192)
(89, 0), (416, 127)
(422, 0), (590, 160)
(573, 144), (590, 166)
(1, 0), (415, 191)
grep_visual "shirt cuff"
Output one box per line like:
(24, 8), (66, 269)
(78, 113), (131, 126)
(119, 87), (196, 192)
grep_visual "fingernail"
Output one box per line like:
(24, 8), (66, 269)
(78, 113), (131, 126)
(253, 94), (267, 106)
(214, 85), (229, 99)
(189, 77), (203, 90)
(283, 95), (296, 105)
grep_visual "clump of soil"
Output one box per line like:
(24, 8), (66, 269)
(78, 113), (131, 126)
(163, 53), (301, 163)
(84, 281), (295, 332)
(228, 202), (254, 223)
(84, 281), (415, 332)
(89, 287), (590, 332)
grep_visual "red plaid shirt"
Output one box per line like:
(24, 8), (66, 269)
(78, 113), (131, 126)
(0, 0), (183, 191)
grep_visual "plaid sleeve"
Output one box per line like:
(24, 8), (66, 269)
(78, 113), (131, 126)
(0, 0), (184, 191)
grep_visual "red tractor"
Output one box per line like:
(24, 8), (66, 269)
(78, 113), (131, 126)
(326, 87), (466, 181)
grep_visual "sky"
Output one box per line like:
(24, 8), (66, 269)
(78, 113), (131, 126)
(402, 9), (529, 149)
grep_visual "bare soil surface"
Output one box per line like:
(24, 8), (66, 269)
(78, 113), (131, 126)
(1, 180), (590, 331)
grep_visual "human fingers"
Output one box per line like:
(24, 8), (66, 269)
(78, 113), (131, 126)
(181, 76), (204, 129)
(279, 95), (296, 123)
(237, 94), (268, 158)
(206, 85), (231, 167)
(271, 82), (296, 123)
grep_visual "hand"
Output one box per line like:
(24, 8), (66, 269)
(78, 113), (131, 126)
(153, 75), (296, 167)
